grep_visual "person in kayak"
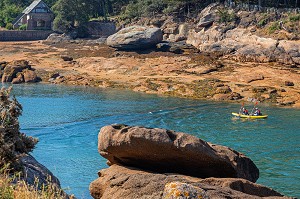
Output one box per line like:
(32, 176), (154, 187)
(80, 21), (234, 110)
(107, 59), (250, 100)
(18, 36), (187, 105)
(242, 107), (249, 115)
(253, 108), (262, 116)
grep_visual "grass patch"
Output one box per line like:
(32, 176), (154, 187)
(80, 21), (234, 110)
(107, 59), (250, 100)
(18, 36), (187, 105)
(267, 22), (280, 34)
(257, 14), (269, 27)
(217, 8), (238, 24)
(0, 165), (72, 199)
(289, 14), (300, 22)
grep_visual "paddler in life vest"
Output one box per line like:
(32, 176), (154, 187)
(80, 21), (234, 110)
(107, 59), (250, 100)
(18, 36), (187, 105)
(242, 107), (249, 115)
(253, 108), (262, 116)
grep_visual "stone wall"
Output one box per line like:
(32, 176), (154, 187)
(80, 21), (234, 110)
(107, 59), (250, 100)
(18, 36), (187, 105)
(87, 21), (116, 38)
(0, 30), (53, 41)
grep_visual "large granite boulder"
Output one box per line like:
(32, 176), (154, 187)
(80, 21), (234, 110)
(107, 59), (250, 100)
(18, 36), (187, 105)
(197, 3), (219, 27)
(90, 164), (287, 199)
(23, 69), (38, 83)
(106, 26), (163, 50)
(278, 40), (300, 64)
(44, 33), (73, 44)
(98, 124), (259, 182)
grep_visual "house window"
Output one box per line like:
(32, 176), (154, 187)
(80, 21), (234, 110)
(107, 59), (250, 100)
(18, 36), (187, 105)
(33, 8), (48, 13)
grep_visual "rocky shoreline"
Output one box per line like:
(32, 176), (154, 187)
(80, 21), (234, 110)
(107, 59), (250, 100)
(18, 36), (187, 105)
(89, 124), (293, 198)
(0, 38), (299, 108)
(1, 3), (299, 198)
(0, 4), (300, 108)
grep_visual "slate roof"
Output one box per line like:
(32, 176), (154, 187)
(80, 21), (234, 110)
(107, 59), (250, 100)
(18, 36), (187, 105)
(12, 13), (25, 25)
(22, 0), (51, 14)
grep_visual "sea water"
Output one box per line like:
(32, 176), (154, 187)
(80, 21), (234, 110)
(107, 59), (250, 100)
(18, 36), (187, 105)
(9, 84), (299, 198)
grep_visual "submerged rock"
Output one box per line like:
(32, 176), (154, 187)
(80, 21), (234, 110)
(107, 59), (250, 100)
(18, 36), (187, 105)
(98, 124), (259, 182)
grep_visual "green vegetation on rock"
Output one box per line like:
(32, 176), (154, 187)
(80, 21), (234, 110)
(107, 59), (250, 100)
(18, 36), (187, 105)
(0, 87), (38, 171)
(1, 0), (300, 34)
(0, 164), (71, 199)
(217, 8), (238, 23)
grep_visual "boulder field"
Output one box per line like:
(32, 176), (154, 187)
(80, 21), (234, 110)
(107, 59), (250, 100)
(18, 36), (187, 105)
(0, 60), (40, 84)
(90, 124), (291, 199)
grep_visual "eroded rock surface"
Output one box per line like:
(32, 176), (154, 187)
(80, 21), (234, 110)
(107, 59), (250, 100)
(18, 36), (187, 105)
(98, 124), (259, 182)
(106, 26), (163, 50)
(1, 60), (39, 83)
(20, 154), (61, 188)
(90, 164), (287, 199)
(90, 124), (293, 199)
(187, 19), (300, 66)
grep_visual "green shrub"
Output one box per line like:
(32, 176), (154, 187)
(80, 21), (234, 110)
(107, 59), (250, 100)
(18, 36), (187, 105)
(0, 87), (38, 171)
(18, 24), (27, 30)
(120, 2), (141, 20)
(120, 0), (167, 20)
(217, 8), (238, 24)
(289, 14), (300, 22)
(268, 21), (280, 34)
(258, 18), (267, 27)
(0, 164), (73, 199)
(257, 13), (269, 27)
(5, 23), (13, 30)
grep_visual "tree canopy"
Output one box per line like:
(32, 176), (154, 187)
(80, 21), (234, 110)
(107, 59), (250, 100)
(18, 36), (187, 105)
(0, 0), (299, 31)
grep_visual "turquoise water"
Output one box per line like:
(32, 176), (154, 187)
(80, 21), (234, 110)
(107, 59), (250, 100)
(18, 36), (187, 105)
(10, 84), (299, 198)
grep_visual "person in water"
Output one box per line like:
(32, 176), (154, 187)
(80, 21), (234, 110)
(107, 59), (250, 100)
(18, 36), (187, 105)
(253, 107), (262, 116)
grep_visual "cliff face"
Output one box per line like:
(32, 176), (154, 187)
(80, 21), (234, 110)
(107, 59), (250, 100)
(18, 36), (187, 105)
(90, 124), (292, 199)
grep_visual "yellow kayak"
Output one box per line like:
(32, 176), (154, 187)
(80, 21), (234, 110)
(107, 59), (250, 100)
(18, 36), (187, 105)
(232, 112), (268, 119)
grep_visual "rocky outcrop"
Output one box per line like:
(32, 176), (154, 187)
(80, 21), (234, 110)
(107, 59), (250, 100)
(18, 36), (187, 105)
(23, 69), (38, 83)
(90, 164), (288, 199)
(1, 60), (40, 84)
(186, 6), (300, 65)
(197, 3), (218, 28)
(106, 26), (163, 50)
(156, 41), (199, 54)
(45, 33), (74, 44)
(90, 124), (292, 198)
(98, 124), (259, 182)
(20, 154), (61, 189)
(19, 150), (70, 199)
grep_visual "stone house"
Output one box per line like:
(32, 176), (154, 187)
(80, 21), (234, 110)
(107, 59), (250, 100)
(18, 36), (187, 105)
(13, 0), (54, 30)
